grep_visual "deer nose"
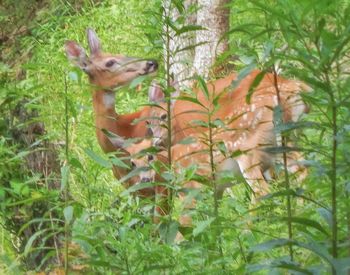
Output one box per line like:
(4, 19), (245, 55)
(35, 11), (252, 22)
(145, 60), (158, 72)
(141, 177), (152, 183)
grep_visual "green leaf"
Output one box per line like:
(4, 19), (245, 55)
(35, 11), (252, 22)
(211, 118), (225, 128)
(249, 238), (290, 253)
(216, 141), (228, 156)
(190, 119), (209, 127)
(231, 63), (257, 90)
(197, 75), (210, 100)
(24, 229), (50, 256)
(68, 71), (78, 82)
(70, 157), (84, 170)
(10, 180), (23, 195)
(332, 258), (350, 274)
(247, 259), (314, 275)
(172, 0), (185, 13)
(175, 41), (208, 54)
(110, 156), (130, 169)
(317, 207), (332, 229)
(345, 181), (350, 193)
(274, 121), (319, 134)
(280, 217), (329, 236)
(246, 70), (265, 104)
(84, 148), (111, 168)
(60, 165), (70, 191)
(160, 171), (174, 181)
(193, 217), (215, 237)
(10, 150), (31, 161)
(177, 96), (206, 108)
(175, 25), (206, 35)
(263, 146), (301, 154)
(261, 189), (296, 200)
(64, 206), (74, 223)
(128, 75), (148, 89)
(178, 136), (197, 145)
(122, 181), (154, 195)
(159, 221), (179, 244)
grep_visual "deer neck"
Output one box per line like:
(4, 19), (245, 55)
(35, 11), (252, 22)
(92, 89), (121, 153)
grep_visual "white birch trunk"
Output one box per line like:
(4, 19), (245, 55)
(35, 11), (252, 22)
(164, 0), (197, 88)
(193, 0), (230, 78)
(164, 0), (230, 85)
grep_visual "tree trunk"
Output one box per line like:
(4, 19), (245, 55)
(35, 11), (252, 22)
(165, 0), (197, 87)
(193, 0), (230, 78)
(165, 0), (230, 84)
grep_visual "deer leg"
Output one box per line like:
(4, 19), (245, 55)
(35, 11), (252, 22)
(215, 158), (240, 199)
(236, 154), (269, 200)
(286, 150), (308, 183)
(178, 181), (202, 227)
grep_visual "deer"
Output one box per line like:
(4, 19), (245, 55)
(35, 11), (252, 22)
(106, 71), (310, 230)
(64, 28), (158, 193)
(147, 70), (310, 189)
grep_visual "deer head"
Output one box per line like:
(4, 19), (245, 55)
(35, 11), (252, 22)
(147, 80), (180, 147)
(147, 82), (168, 146)
(106, 133), (156, 184)
(65, 28), (158, 89)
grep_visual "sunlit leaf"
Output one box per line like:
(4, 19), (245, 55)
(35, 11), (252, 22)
(60, 165), (70, 191)
(64, 205), (74, 223)
(110, 156), (130, 169)
(246, 70), (265, 104)
(159, 221), (179, 244)
(24, 229), (50, 256)
(178, 136), (197, 145)
(280, 217), (329, 236)
(193, 217), (215, 237)
(231, 63), (256, 90)
(84, 148), (112, 168)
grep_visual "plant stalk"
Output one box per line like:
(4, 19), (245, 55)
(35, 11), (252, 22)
(64, 74), (70, 273)
(331, 93), (338, 259)
(164, 3), (173, 221)
(208, 101), (225, 269)
(273, 68), (294, 261)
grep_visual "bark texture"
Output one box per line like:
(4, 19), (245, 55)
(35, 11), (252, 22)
(165, 0), (197, 87)
(165, 0), (230, 84)
(193, 0), (230, 78)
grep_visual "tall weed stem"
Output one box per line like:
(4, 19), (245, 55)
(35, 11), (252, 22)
(272, 68), (294, 261)
(63, 74), (70, 273)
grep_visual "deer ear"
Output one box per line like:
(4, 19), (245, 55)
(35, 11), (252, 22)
(64, 40), (89, 70)
(148, 81), (165, 103)
(86, 28), (101, 55)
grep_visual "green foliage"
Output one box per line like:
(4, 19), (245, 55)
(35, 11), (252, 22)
(1, 0), (350, 274)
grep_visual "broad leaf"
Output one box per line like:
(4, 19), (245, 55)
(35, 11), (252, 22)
(84, 148), (111, 168)
(193, 217), (215, 237)
(246, 70), (266, 104)
(64, 205), (74, 223)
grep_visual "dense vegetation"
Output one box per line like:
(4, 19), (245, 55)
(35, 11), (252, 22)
(1, 0), (350, 274)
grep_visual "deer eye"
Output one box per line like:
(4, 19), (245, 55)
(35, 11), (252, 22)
(160, 114), (167, 120)
(147, 155), (154, 161)
(105, 60), (116, 67)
